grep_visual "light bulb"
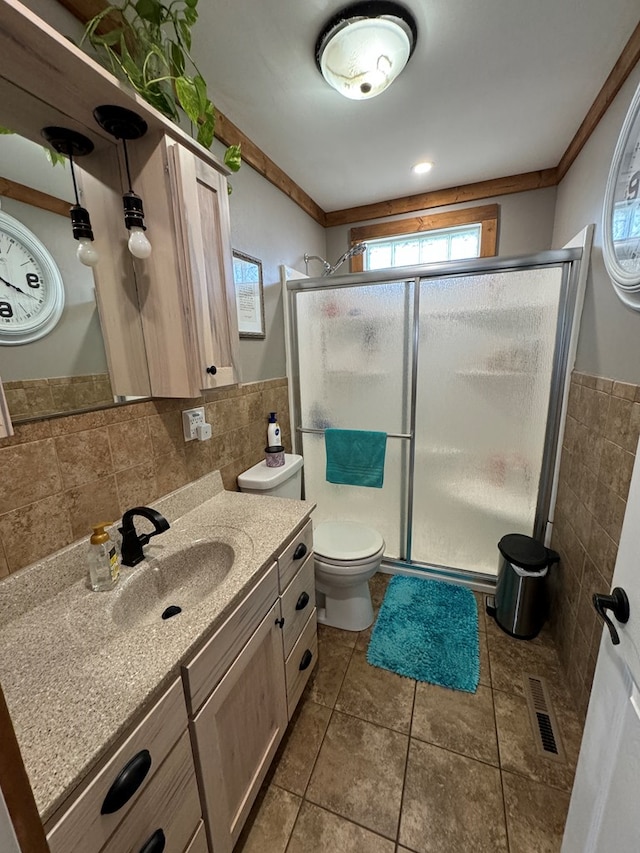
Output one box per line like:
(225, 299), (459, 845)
(128, 226), (152, 259)
(76, 237), (99, 267)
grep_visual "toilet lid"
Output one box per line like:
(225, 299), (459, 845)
(314, 521), (384, 561)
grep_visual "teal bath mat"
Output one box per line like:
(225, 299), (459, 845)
(367, 576), (480, 692)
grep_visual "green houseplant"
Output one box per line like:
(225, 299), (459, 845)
(83, 0), (241, 172)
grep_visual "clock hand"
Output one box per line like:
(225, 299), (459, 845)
(0, 274), (38, 299)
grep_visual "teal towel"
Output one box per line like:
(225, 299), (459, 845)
(325, 428), (387, 488)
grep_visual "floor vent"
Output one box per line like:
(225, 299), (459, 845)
(523, 673), (565, 763)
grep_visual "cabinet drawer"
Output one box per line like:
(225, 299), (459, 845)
(280, 553), (316, 657)
(101, 730), (201, 853)
(183, 562), (279, 714)
(46, 678), (187, 853)
(285, 610), (318, 719)
(184, 822), (208, 853)
(278, 520), (313, 592)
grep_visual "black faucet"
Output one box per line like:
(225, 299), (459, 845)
(119, 506), (170, 567)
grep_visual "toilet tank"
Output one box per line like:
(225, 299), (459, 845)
(237, 454), (303, 499)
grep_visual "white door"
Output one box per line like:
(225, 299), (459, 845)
(562, 436), (640, 852)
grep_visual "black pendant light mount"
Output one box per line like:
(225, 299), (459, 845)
(40, 126), (99, 266)
(93, 105), (152, 258)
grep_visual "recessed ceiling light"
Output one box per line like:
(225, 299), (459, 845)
(413, 161), (433, 175)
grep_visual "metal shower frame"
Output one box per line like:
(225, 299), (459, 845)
(285, 248), (584, 586)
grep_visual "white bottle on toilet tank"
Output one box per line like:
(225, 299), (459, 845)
(267, 412), (281, 448)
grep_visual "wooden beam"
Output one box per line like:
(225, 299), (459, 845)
(56, 0), (123, 35)
(557, 20), (640, 181)
(0, 176), (70, 217)
(214, 112), (326, 226)
(0, 683), (49, 853)
(325, 170), (557, 228)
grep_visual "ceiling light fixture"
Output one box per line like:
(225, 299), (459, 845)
(40, 127), (99, 268)
(93, 105), (152, 260)
(412, 161), (433, 174)
(315, 1), (417, 101)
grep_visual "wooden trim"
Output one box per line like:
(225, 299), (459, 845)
(557, 20), (640, 181)
(0, 176), (70, 218)
(327, 169), (556, 228)
(349, 204), (499, 271)
(0, 683), (50, 852)
(214, 113), (326, 226)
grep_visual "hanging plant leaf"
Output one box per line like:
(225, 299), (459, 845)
(44, 148), (67, 168)
(170, 42), (185, 75)
(175, 75), (200, 125)
(197, 101), (215, 149)
(224, 144), (242, 173)
(135, 0), (162, 25)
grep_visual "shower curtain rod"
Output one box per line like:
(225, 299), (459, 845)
(298, 426), (412, 440)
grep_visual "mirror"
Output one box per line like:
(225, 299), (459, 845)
(0, 131), (149, 422)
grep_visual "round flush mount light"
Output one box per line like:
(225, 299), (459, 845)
(412, 161), (433, 174)
(316, 1), (418, 100)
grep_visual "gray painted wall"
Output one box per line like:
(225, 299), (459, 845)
(552, 65), (640, 384)
(213, 140), (326, 382)
(325, 186), (558, 265)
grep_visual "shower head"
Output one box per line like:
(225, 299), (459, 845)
(303, 243), (366, 276)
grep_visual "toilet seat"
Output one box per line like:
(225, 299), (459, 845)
(314, 521), (384, 562)
(315, 544), (385, 574)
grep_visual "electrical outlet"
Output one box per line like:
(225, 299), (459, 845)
(182, 407), (206, 441)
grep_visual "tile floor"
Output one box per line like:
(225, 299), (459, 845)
(235, 573), (585, 853)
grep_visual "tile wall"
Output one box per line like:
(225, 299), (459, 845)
(0, 378), (291, 578)
(4, 374), (114, 419)
(550, 371), (640, 719)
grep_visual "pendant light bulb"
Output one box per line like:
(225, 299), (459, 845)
(128, 226), (152, 259)
(76, 237), (100, 267)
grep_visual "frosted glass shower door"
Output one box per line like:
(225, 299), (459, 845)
(295, 282), (413, 558)
(412, 268), (563, 575)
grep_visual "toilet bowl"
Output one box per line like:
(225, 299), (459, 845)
(314, 520), (385, 631)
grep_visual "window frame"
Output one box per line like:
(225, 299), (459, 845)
(349, 203), (499, 272)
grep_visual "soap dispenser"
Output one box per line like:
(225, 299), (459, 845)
(88, 522), (120, 591)
(267, 412), (281, 449)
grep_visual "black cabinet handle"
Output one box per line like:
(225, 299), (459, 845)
(138, 829), (166, 853)
(293, 543), (307, 560)
(206, 365), (217, 375)
(295, 592), (310, 611)
(593, 587), (630, 646)
(101, 750), (152, 815)
(299, 649), (313, 671)
(275, 617), (285, 628)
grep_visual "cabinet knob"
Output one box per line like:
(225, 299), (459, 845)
(299, 649), (314, 671)
(293, 543), (307, 561)
(206, 365), (217, 375)
(101, 749), (152, 814)
(138, 829), (166, 853)
(295, 592), (310, 611)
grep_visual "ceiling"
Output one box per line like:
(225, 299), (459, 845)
(191, 0), (640, 213)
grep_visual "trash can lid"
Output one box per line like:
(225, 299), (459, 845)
(498, 533), (550, 570)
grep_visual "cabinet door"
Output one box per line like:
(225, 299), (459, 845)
(191, 601), (287, 853)
(168, 142), (240, 391)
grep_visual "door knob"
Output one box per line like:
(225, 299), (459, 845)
(592, 587), (630, 646)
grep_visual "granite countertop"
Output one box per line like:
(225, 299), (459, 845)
(0, 472), (314, 823)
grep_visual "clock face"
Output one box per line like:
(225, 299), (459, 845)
(603, 80), (640, 306)
(0, 212), (65, 345)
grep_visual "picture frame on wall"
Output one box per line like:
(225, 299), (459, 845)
(232, 250), (266, 338)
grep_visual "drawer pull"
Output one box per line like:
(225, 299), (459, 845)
(299, 649), (313, 671)
(293, 543), (308, 560)
(101, 749), (152, 814)
(295, 591), (310, 611)
(138, 829), (166, 853)
(275, 617), (285, 628)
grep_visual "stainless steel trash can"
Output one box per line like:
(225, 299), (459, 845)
(486, 534), (559, 639)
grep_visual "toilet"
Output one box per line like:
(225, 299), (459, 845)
(237, 454), (385, 631)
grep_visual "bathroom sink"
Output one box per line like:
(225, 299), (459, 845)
(110, 535), (248, 629)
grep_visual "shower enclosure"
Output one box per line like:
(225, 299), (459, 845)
(285, 250), (583, 582)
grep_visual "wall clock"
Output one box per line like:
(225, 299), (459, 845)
(0, 210), (65, 345)
(603, 79), (640, 309)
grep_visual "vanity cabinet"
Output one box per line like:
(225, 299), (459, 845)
(45, 678), (204, 853)
(125, 132), (240, 398)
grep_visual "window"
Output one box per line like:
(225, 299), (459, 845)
(349, 204), (499, 272)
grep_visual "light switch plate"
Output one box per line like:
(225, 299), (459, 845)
(182, 407), (206, 441)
